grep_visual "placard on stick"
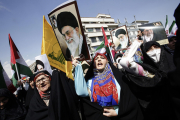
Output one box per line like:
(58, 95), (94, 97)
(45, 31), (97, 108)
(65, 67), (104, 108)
(138, 21), (168, 45)
(110, 25), (130, 50)
(48, 0), (90, 61)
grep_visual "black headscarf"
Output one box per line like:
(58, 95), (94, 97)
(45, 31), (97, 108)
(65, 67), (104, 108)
(140, 41), (169, 74)
(25, 76), (34, 110)
(82, 58), (143, 120)
(26, 70), (81, 120)
(123, 41), (176, 120)
(114, 53), (123, 62)
(0, 88), (27, 120)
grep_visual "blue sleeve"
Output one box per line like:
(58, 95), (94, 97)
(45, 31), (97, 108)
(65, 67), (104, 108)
(74, 64), (89, 97)
(114, 106), (119, 115)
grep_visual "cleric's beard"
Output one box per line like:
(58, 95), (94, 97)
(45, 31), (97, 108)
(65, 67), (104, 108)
(120, 36), (128, 48)
(144, 33), (153, 42)
(66, 29), (80, 57)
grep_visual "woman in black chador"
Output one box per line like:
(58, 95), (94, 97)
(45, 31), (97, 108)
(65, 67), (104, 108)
(73, 53), (143, 120)
(0, 88), (27, 120)
(120, 40), (176, 120)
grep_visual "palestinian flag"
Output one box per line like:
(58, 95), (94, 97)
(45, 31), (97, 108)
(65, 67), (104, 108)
(165, 15), (169, 36)
(169, 21), (178, 36)
(101, 27), (111, 53)
(101, 27), (114, 62)
(0, 61), (16, 93)
(95, 41), (106, 55)
(9, 34), (33, 88)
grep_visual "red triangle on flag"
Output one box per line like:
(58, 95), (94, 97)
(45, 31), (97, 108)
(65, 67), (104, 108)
(101, 27), (109, 46)
(9, 34), (20, 64)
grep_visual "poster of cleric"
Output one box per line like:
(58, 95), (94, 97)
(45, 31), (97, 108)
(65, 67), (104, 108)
(48, 1), (90, 61)
(138, 21), (168, 45)
(110, 25), (130, 50)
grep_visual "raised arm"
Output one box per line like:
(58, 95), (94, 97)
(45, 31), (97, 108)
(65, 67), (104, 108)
(120, 40), (146, 76)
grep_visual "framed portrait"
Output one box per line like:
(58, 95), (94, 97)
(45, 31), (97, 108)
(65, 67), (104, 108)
(138, 21), (168, 45)
(48, 0), (90, 61)
(110, 25), (130, 50)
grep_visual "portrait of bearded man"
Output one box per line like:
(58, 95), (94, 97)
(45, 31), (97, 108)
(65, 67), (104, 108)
(115, 29), (129, 49)
(57, 12), (84, 60)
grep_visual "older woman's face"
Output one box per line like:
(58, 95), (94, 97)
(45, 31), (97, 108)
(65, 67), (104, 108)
(95, 55), (107, 71)
(0, 96), (9, 109)
(35, 74), (50, 92)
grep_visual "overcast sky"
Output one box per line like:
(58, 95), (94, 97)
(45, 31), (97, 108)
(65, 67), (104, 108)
(0, 0), (179, 77)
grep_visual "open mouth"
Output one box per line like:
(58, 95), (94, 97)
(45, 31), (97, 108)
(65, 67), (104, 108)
(97, 62), (103, 67)
(41, 84), (47, 89)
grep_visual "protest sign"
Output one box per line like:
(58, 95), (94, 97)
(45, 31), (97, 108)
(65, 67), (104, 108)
(48, 0), (90, 61)
(138, 21), (168, 45)
(110, 25), (130, 50)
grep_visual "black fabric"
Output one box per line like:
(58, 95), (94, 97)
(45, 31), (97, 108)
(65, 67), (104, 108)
(26, 70), (81, 120)
(114, 53), (123, 62)
(48, 70), (81, 120)
(123, 41), (177, 120)
(57, 12), (78, 34)
(0, 88), (27, 120)
(163, 45), (176, 73)
(25, 83), (49, 120)
(17, 85), (27, 104)
(82, 60), (143, 120)
(143, 41), (161, 52)
(140, 42), (168, 72)
(24, 85), (34, 111)
(167, 4), (180, 120)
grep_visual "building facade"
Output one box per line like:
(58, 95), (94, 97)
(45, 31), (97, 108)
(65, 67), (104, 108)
(81, 14), (149, 55)
(81, 14), (118, 55)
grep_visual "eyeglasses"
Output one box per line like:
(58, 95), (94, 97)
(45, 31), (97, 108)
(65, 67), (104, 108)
(112, 46), (115, 48)
(62, 29), (74, 40)
(36, 77), (49, 85)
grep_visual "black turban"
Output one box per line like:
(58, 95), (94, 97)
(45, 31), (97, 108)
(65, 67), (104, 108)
(115, 29), (126, 38)
(57, 12), (79, 34)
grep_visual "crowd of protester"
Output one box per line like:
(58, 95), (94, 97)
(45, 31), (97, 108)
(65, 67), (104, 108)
(0, 3), (180, 120)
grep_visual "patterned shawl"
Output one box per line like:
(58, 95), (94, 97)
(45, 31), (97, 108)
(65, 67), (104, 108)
(91, 63), (118, 106)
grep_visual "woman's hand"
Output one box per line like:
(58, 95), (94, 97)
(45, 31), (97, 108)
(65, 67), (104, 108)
(103, 108), (117, 117)
(71, 55), (79, 67)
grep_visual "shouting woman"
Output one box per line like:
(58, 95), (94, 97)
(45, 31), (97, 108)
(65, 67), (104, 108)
(73, 53), (143, 120)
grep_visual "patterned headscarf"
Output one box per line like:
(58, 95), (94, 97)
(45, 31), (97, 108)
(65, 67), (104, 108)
(91, 55), (118, 106)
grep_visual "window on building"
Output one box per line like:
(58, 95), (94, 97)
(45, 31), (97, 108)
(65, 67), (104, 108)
(95, 28), (101, 32)
(104, 28), (108, 31)
(92, 46), (99, 50)
(90, 22), (96, 24)
(86, 28), (93, 32)
(83, 22), (89, 24)
(98, 36), (103, 41)
(90, 37), (97, 43)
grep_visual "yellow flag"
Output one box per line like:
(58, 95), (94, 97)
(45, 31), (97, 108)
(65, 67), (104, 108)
(41, 16), (73, 80)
